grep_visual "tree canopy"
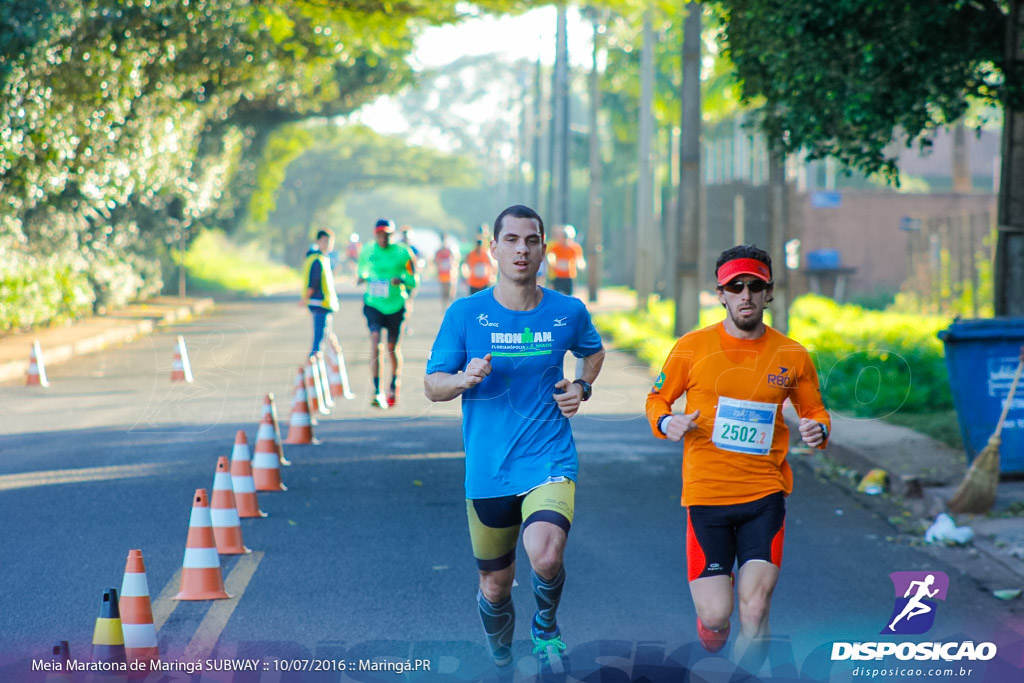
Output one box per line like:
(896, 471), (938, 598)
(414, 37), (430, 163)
(712, 0), (1006, 181)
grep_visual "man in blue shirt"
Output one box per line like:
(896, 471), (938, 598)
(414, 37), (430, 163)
(301, 229), (339, 358)
(425, 205), (605, 672)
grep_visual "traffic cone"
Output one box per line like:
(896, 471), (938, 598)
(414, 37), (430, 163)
(285, 367), (316, 445)
(26, 340), (49, 387)
(263, 393), (290, 466)
(211, 457), (252, 553)
(44, 641), (72, 683)
(91, 588), (126, 665)
(253, 414), (287, 492)
(119, 549), (159, 669)
(327, 335), (355, 399)
(305, 359), (330, 416)
(174, 489), (231, 600)
(230, 431), (267, 518)
(316, 352), (335, 409)
(170, 335), (193, 383)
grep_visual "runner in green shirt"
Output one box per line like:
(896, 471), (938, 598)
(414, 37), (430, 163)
(356, 218), (419, 407)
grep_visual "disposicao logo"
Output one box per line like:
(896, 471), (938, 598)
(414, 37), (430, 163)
(830, 570), (997, 663)
(883, 571), (947, 635)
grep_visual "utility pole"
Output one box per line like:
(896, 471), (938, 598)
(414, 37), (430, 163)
(768, 150), (789, 333)
(552, 4), (570, 225)
(997, 0), (1024, 316)
(532, 57), (544, 212)
(587, 8), (604, 303)
(634, 8), (655, 309)
(675, 1), (702, 336)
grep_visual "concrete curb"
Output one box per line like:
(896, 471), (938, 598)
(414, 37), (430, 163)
(0, 297), (215, 384)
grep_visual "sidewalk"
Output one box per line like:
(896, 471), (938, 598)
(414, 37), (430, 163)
(0, 296), (215, 384)
(584, 286), (1024, 587)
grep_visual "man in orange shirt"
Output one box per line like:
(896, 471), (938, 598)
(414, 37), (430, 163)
(645, 244), (830, 671)
(546, 224), (585, 296)
(462, 238), (495, 295)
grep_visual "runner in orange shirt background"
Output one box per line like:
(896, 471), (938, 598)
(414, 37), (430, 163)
(546, 224), (585, 296)
(434, 233), (460, 310)
(462, 238), (496, 294)
(645, 244), (831, 673)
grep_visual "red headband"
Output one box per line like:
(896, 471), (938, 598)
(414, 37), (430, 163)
(717, 257), (771, 285)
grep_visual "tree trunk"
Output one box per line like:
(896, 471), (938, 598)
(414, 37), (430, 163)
(768, 150), (789, 334)
(587, 10), (604, 303)
(674, 1), (702, 337)
(997, 0), (1024, 316)
(634, 9), (655, 308)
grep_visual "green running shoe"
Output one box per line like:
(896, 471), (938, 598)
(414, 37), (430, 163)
(531, 618), (567, 674)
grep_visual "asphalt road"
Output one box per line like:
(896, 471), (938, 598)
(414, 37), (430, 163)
(1, 282), (1020, 682)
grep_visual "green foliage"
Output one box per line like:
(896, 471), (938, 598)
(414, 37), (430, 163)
(595, 293), (954, 418)
(183, 229), (297, 295)
(0, 245), (161, 333)
(252, 123), (476, 263)
(2, 0), (533, 329)
(710, 0), (1006, 181)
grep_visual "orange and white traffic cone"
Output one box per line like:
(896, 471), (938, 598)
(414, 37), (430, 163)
(315, 352), (335, 409)
(170, 335), (193, 383)
(44, 641), (72, 683)
(26, 340), (49, 387)
(119, 549), (159, 669)
(253, 414), (287, 492)
(230, 431), (267, 518)
(211, 456), (252, 553)
(174, 489), (231, 600)
(305, 358), (331, 416)
(327, 335), (355, 399)
(263, 393), (290, 466)
(285, 367), (317, 445)
(91, 588), (126, 665)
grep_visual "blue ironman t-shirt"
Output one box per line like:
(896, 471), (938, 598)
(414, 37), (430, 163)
(426, 288), (604, 499)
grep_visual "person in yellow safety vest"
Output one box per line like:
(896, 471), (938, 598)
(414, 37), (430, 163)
(462, 239), (496, 295)
(301, 229), (339, 358)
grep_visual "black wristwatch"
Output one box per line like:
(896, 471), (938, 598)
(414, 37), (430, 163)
(572, 379), (593, 401)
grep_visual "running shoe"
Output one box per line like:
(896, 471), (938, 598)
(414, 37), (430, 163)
(386, 383), (399, 407)
(696, 617), (730, 653)
(531, 617), (567, 674)
(370, 392), (388, 410)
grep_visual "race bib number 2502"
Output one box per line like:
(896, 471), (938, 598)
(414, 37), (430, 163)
(712, 396), (776, 456)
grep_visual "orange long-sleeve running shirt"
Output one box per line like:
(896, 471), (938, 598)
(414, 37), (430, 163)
(645, 322), (831, 507)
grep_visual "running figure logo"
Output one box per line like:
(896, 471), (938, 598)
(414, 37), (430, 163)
(882, 571), (948, 635)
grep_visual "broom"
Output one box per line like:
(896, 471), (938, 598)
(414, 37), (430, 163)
(947, 356), (1023, 514)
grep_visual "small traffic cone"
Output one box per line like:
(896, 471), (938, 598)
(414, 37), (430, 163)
(285, 367), (317, 445)
(119, 549), (159, 669)
(174, 489), (231, 600)
(44, 641), (72, 683)
(230, 431), (267, 518)
(26, 340), (49, 387)
(170, 335), (194, 383)
(253, 413), (287, 492)
(306, 359), (330, 416)
(316, 352), (335, 409)
(211, 457), (252, 553)
(263, 393), (290, 466)
(326, 336), (355, 399)
(91, 588), (126, 665)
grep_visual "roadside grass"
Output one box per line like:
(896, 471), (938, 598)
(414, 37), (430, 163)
(183, 229), (297, 296)
(882, 409), (963, 450)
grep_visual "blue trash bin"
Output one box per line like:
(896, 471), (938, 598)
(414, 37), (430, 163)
(937, 318), (1024, 473)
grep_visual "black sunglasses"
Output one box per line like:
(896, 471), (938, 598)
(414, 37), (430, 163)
(719, 279), (772, 294)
